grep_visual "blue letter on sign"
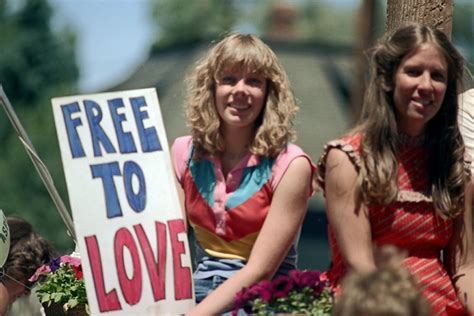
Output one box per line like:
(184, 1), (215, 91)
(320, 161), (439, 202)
(84, 100), (116, 157)
(61, 102), (85, 158)
(123, 161), (146, 213)
(91, 162), (122, 218)
(108, 98), (137, 154)
(130, 96), (162, 153)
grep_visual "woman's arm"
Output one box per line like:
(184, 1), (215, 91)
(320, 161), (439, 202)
(170, 141), (188, 230)
(444, 182), (474, 312)
(324, 149), (375, 273)
(186, 156), (312, 315)
(171, 165), (187, 228)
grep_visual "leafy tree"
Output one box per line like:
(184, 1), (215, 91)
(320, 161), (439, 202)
(151, 0), (239, 50)
(0, 0), (78, 106)
(0, 0), (78, 252)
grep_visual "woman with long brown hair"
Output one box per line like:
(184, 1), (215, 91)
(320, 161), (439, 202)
(318, 24), (474, 315)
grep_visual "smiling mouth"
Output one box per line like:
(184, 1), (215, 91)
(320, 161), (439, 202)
(412, 99), (433, 108)
(228, 103), (250, 110)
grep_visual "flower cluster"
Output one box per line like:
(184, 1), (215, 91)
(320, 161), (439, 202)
(29, 255), (89, 314)
(233, 269), (333, 315)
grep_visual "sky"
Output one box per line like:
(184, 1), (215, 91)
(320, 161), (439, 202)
(49, 0), (362, 93)
(50, 0), (155, 93)
(48, 0), (473, 93)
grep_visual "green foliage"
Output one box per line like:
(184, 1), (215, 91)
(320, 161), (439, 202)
(151, 0), (239, 49)
(0, 0), (79, 106)
(34, 256), (88, 313)
(150, 0), (365, 50)
(0, 89), (75, 252)
(235, 270), (333, 316)
(0, 0), (78, 253)
(295, 2), (358, 44)
(251, 288), (333, 316)
(38, 267), (86, 308)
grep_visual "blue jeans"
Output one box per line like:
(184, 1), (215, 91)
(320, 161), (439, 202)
(194, 275), (247, 315)
(194, 275), (227, 303)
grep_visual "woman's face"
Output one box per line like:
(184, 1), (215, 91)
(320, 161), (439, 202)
(214, 67), (267, 133)
(393, 42), (448, 136)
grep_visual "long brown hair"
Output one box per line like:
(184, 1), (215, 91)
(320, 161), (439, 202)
(356, 23), (466, 218)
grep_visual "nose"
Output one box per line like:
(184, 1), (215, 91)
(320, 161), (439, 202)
(232, 79), (248, 96)
(418, 72), (434, 93)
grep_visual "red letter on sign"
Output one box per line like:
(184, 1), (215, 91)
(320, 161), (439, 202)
(134, 221), (167, 302)
(168, 219), (192, 300)
(115, 227), (142, 305)
(84, 235), (122, 312)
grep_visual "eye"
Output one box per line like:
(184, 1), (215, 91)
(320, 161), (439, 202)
(220, 75), (236, 85)
(246, 77), (264, 87)
(431, 70), (447, 82)
(404, 67), (421, 77)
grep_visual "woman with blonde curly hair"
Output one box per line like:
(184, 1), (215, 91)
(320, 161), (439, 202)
(172, 33), (315, 315)
(317, 23), (474, 315)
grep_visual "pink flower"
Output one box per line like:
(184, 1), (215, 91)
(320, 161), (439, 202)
(249, 280), (273, 302)
(29, 264), (51, 282)
(272, 275), (294, 298)
(233, 288), (248, 315)
(60, 255), (81, 267)
(73, 265), (83, 280)
(302, 270), (321, 288)
(289, 269), (305, 287)
(232, 269), (333, 314)
(233, 279), (274, 315)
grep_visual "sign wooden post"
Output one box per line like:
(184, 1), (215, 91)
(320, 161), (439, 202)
(51, 88), (194, 315)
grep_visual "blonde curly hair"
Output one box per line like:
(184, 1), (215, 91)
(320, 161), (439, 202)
(185, 33), (298, 159)
(333, 265), (431, 316)
(334, 245), (431, 316)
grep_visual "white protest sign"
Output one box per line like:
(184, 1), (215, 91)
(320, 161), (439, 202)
(52, 88), (194, 315)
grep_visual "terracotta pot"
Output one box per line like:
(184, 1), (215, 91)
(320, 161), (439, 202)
(42, 303), (88, 316)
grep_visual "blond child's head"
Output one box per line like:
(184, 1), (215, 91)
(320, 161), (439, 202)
(185, 33), (298, 159)
(334, 245), (430, 316)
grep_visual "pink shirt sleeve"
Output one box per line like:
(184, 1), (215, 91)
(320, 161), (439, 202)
(270, 143), (316, 196)
(171, 136), (192, 185)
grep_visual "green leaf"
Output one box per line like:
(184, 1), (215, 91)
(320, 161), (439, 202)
(67, 297), (78, 309)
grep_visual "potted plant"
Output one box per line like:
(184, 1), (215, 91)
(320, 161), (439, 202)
(29, 254), (89, 316)
(232, 269), (333, 316)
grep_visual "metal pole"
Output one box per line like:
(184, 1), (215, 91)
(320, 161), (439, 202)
(0, 86), (76, 242)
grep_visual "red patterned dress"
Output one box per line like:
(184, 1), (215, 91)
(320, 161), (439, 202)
(317, 133), (467, 316)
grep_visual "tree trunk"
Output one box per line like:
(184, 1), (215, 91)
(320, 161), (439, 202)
(350, 0), (377, 122)
(386, 0), (454, 38)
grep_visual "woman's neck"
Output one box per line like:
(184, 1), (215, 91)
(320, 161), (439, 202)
(398, 132), (426, 146)
(220, 126), (254, 176)
(221, 125), (254, 153)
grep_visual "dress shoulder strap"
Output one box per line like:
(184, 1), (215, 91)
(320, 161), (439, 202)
(316, 134), (362, 193)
